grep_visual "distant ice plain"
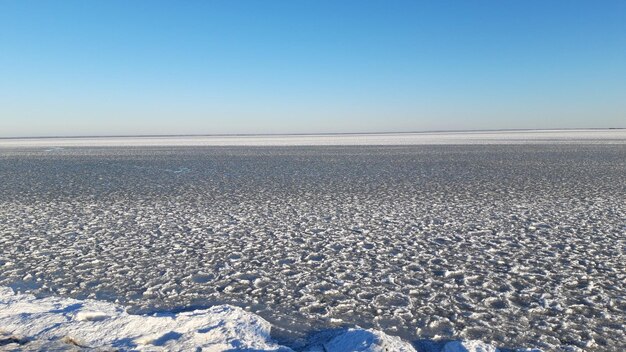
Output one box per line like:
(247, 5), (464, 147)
(0, 130), (625, 351)
(1, 129), (625, 147)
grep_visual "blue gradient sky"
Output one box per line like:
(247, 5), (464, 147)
(1, 1), (625, 137)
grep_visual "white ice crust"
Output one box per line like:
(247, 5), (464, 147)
(303, 328), (417, 352)
(0, 287), (509, 351)
(0, 287), (287, 351)
(0, 129), (624, 147)
(442, 340), (499, 352)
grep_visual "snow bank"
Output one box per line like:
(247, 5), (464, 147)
(0, 287), (287, 351)
(0, 288), (509, 351)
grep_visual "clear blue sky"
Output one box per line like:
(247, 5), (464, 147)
(1, 0), (625, 137)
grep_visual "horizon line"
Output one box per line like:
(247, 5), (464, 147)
(1, 127), (624, 140)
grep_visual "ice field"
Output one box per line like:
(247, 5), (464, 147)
(0, 131), (625, 351)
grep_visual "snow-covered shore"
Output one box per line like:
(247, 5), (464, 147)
(0, 287), (505, 351)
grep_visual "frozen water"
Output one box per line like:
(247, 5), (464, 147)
(0, 132), (624, 351)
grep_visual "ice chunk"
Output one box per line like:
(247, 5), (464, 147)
(443, 340), (499, 352)
(310, 328), (416, 352)
(74, 311), (110, 322)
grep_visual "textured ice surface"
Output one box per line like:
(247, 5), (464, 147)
(0, 136), (625, 351)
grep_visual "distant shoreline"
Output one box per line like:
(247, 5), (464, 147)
(0, 129), (625, 147)
(1, 127), (624, 140)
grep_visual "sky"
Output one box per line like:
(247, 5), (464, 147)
(1, 1), (625, 137)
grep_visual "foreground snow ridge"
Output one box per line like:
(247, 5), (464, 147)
(0, 287), (507, 351)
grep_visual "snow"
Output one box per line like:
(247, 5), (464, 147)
(0, 287), (288, 351)
(0, 129), (624, 147)
(304, 328), (417, 352)
(0, 288), (508, 351)
(442, 340), (499, 352)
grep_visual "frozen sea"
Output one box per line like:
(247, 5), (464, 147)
(0, 130), (625, 351)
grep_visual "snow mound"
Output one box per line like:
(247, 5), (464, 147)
(0, 287), (289, 351)
(443, 340), (499, 352)
(325, 328), (415, 351)
(304, 328), (416, 352)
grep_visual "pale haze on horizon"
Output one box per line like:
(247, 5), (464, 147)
(1, 0), (625, 138)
